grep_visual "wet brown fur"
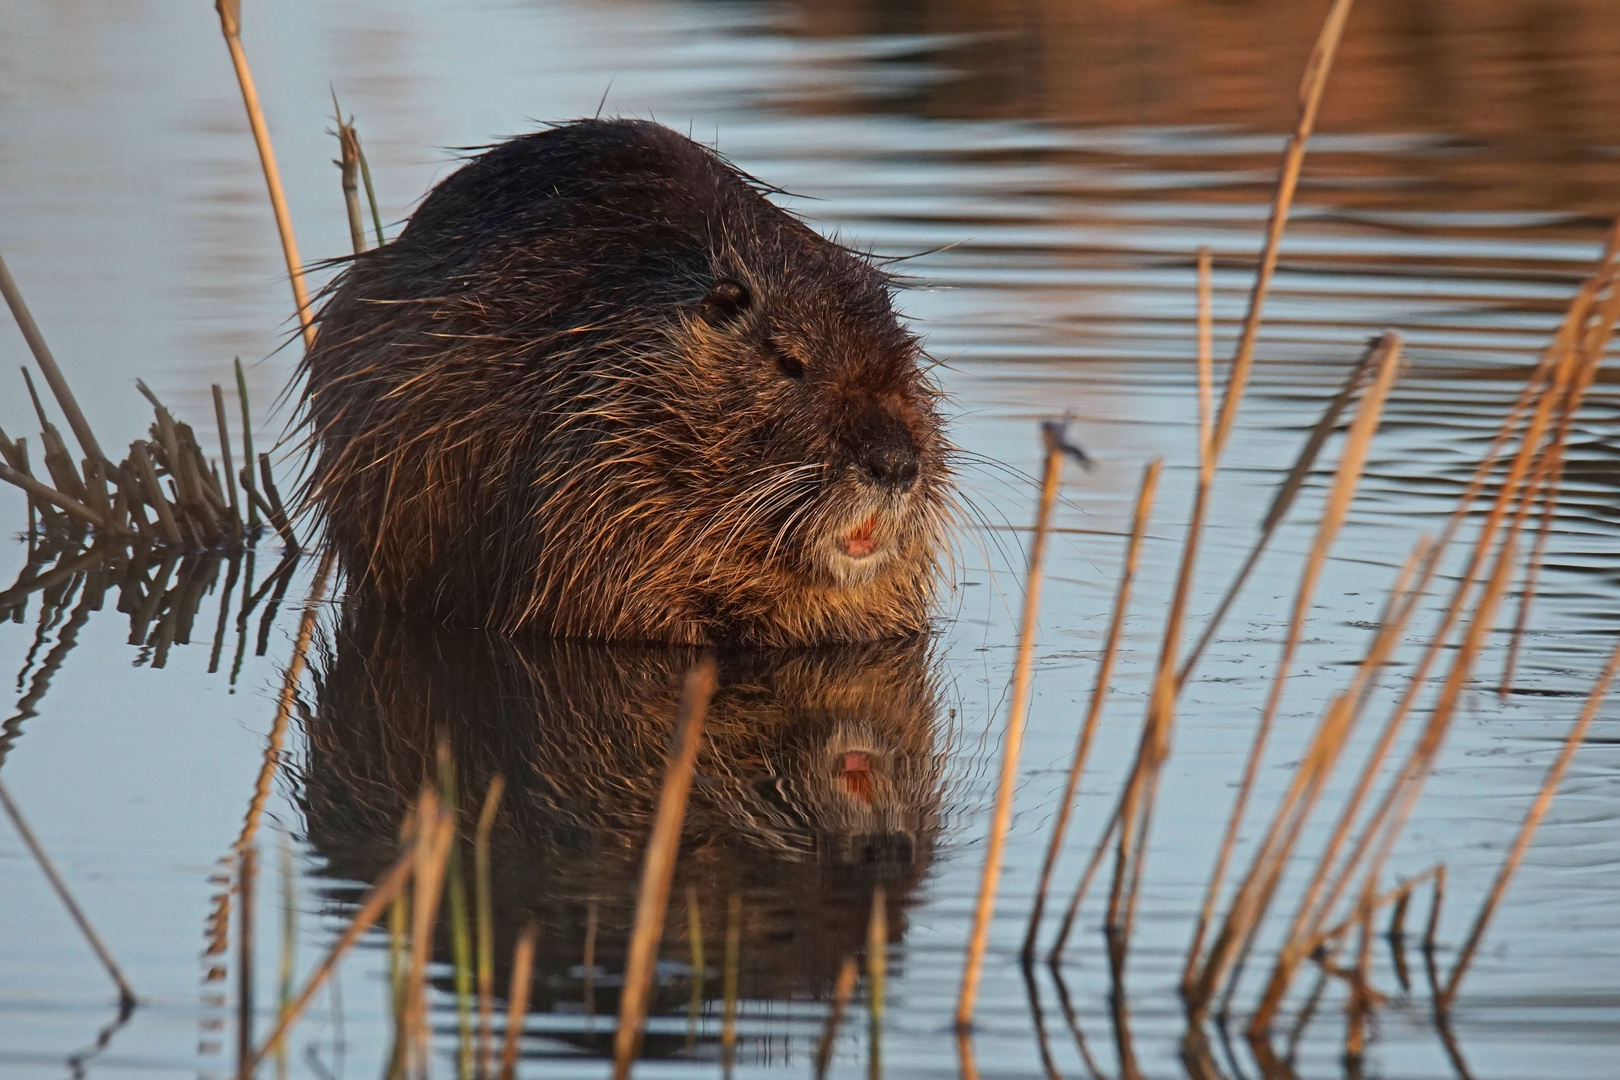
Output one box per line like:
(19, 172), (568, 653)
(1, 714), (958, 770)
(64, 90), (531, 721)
(301, 118), (951, 644)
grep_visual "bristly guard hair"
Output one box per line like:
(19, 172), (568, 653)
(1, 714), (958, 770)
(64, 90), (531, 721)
(301, 118), (952, 644)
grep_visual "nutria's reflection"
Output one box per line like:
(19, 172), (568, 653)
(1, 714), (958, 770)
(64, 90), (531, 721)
(295, 604), (947, 1062)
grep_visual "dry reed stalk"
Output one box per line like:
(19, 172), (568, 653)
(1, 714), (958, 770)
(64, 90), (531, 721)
(1048, 964), (1105, 1080)
(720, 894), (741, 1069)
(1192, 689), (1358, 1017)
(956, 1028), (981, 1080)
(1020, 960), (1063, 1080)
(0, 778), (137, 1011)
(1240, 254), (1619, 1023)
(116, 463), (151, 541)
(956, 424), (1074, 1030)
(1181, 333), (1402, 995)
(498, 923), (538, 1080)
(331, 94), (368, 257)
(134, 381), (233, 540)
(1212, 0), (1355, 457)
(236, 835), (420, 1079)
(1282, 949), (1335, 1062)
(1047, 797), (1123, 961)
(234, 548), (334, 854)
(237, 844), (257, 1074)
(867, 885), (887, 1080)
(1179, 336), (1390, 685)
(212, 0), (315, 348)
(0, 430), (43, 532)
(22, 371), (85, 495)
(1256, 435), (1536, 989)
(1195, 247), (1214, 465)
(1305, 863), (1441, 957)
(257, 454), (299, 550)
(1342, 892), (1375, 1064)
(0, 462), (110, 532)
(1499, 431), (1570, 701)
(1097, 284), (1227, 967)
(1440, 633), (1620, 1010)
(1298, 313), (1594, 946)
(1100, 4), (1358, 964)
(129, 440), (182, 545)
(436, 749), (476, 1080)
(685, 886), (705, 1047)
(0, 250), (110, 474)
(387, 890), (409, 1043)
(1109, 752), (1161, 972)
(382, 814), (420, 1080)
(1424, 865), (1446, 959)
(401, 794), (455, 1076)
(1251, 492), (1532, 1034)
(1500, 252), (1620, 694)
(384, 805), (420, 1068)
(474, 776), (504, 1078)
(1224, 531), (1426, 1018)
(81, 456), (114, 530)
(611, 657), (718, 1078)
(813, 956), (860, 1080)
(1022, 458), (1162, 961)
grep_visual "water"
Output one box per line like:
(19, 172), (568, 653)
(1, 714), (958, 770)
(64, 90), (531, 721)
(2, 1), (1618, 1077)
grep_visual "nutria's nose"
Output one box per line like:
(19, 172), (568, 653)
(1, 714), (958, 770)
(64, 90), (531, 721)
(857, 416), (920, 492)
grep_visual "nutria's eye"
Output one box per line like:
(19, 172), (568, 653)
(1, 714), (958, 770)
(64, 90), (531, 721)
(699, 279), (751, 324)
(765, 338), (805, 379)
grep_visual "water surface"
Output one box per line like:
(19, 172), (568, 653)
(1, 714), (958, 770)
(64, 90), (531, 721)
(2, 2), (1618, 1078)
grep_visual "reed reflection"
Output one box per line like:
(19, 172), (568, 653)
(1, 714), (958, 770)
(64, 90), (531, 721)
(296, 602), (949, 1063)
(782, 0), (1620, 214)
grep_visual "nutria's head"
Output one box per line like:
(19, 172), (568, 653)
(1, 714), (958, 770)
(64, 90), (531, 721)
(303, 118), (952, 644)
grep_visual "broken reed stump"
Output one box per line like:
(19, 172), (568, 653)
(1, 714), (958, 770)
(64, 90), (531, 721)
(3, 244), (293, 554)
(0, 366), (292, 554)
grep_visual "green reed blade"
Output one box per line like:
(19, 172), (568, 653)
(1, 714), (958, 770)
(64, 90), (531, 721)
(721, 893), (741, 1077)
(685, 885), (705, 1050)
(474, 776), (504, 1078)
(233, 358), (260, 531)
(438, 749), (475, 1080)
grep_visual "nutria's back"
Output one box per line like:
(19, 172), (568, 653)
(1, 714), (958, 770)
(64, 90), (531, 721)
(303, 119), (951, 644)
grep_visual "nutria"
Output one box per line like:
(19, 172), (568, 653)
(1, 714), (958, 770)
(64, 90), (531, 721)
(301, 118), (952, 644)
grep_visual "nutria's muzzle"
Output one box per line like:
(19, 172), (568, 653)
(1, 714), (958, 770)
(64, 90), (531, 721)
(850, 403), (921, 494)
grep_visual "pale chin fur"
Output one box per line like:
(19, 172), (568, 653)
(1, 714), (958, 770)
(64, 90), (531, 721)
(817, 493), (907, 588)
(823, 540), (893, 586)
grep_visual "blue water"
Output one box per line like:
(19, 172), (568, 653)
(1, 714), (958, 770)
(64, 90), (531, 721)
(2, 2), (1618, 1077)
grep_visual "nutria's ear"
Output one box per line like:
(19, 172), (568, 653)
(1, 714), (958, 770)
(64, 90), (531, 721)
(699, 278), (751, 324)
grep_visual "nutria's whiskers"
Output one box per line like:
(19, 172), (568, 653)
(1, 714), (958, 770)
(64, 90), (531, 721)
(302, 119), (952, 644)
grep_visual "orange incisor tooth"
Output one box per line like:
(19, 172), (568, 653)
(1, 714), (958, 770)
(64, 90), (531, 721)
(842, 514), (879, 557)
